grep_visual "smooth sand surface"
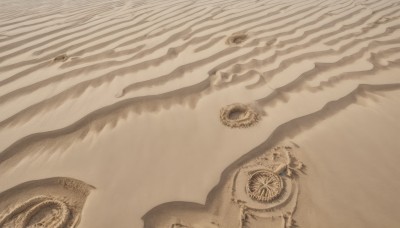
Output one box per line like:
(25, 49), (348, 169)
(1, 0), (400, 227)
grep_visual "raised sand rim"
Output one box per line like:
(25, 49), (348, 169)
(0, 177), (93, 228)
(0, 196), (70, 228)
(220, 103), (260, 128)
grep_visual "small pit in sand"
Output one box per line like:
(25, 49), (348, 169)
(220, 103), (259, 128)
(53, 54), (69, 62)
(226, 34), (248, 45)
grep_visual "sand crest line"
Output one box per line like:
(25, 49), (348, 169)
(1, 0), (400, 226)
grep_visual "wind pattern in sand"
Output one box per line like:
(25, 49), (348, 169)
(2, 0), (400, 163)
(1, 0), (400, 226)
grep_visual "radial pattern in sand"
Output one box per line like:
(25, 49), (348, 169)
(246, 170), (284, 202)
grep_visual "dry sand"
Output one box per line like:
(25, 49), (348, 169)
(1, 0), (400, 227)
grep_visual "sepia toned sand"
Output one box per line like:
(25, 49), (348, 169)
(1, 0), (400, 227)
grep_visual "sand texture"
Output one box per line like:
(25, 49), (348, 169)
(1, 0), (400, 227)
(0, 178), (93, 228)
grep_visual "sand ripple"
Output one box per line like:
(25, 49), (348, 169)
(1, 0), (400, 226)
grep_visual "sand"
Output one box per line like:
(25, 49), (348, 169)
(1, 0), (400, 227)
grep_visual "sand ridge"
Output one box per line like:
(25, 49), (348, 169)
(1, 0), (400, 227)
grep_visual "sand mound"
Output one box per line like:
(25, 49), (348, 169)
(220, 103), (260, 128)
(0, 177), (94, 228)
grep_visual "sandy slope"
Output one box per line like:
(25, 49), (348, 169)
(1, 0), (400, 227)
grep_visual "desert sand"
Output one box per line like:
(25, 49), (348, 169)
(1, 0), (400, 227)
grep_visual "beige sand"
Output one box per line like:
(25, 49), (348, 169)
(1, 0), (400, 227)
(0, 177), (93, 227)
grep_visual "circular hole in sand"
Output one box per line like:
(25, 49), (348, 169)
(220, 103), (259, 128)
(228, 106), (247, 120)
(246, 170), (283, 203)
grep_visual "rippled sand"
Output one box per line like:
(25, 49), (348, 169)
(1, 0), (400, 227)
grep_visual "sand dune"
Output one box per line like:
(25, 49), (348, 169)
(1, 0), (400, 227)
